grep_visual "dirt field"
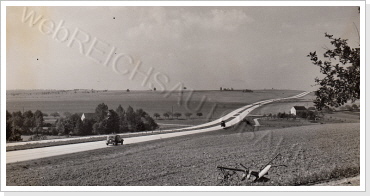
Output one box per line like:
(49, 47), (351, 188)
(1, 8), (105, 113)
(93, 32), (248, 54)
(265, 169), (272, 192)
(7, 122), (360, 186)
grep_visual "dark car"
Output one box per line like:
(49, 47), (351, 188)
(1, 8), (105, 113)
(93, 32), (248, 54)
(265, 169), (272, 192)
(106, 135), (124, 146)
(221, 121), (226, 128)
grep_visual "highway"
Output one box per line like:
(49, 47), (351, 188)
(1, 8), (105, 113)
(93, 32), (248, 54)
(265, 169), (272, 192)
(6, 91), (310, 164)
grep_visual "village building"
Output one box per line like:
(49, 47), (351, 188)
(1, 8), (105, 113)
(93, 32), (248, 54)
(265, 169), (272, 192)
(81, 113), (97, 121)
(290, 106), (307, 116)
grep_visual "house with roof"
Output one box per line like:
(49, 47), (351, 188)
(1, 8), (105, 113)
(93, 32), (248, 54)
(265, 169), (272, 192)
(81, 113), (97, 121)
(290, 106), (307, 116)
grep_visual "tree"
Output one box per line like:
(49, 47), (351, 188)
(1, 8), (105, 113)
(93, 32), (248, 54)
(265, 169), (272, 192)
(136, 109), (147, 118)
(163, 112), (169, 119)
(185, 112), (192, 119)
(82, 118), (96, 135)
(63, 112), (72, 117)
(73, 118), (83, 135)
(6, 111), (13, 141)
(55, 118), (65, 135)
(107, 109), (120, 134)
(34, 110), (44, 129)
(6, 111), (24, 141)
(12, 111), (24, 129)
(345, 105), (353, 111)
(63, 118), (75, 135)
(116, 105), (127, 133)
(23, 110), (35, 134)
(143, 115), (158, 130)
(307, 111), (317, 121)
(7, 111), (24, 141)
(173, 112), (182, 119)
(153, 113), (160, 119)
(125, 106), (135, 128)
(50, 112), (60, 118)
(136, 120), (145, 132)
(93, 119), (108, 134)
(166, 111), (173, 119)
(92, 123), (99, 135)
(125, 106), (139, 131)
(300, 111), (308, 119)
(352, 104), (359, 110)
(95, 103), (108, 122)
(196, 112), (203, 118)
(116, 105), (125, 117)
(307, 32), (360, 110)
(119, 120), (129, 133)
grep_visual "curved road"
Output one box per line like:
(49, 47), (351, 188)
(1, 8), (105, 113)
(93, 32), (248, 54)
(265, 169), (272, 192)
(6, 91), (310, 164)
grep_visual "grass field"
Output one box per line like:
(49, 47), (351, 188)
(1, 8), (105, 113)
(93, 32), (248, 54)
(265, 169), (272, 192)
(6, 122), (360, 186)
(7, 89), (303, 124)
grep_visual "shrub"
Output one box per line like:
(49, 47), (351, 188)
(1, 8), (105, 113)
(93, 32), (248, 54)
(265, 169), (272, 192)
(28, 134), (47, 141)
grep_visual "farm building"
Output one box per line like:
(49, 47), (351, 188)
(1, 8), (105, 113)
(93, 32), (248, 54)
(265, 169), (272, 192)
(290, 106), (307, 116)
(81, 113), (97, 121)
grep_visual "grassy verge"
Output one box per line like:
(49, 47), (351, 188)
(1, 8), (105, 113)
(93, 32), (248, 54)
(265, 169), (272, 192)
(6, 126), (213, 152)
(7, 131), (167, 152)
(7, 123), (360, 186)
(6, 136), (107, 152)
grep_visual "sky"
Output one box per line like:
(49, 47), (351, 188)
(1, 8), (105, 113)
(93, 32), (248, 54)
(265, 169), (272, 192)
(6, 6), (360, 91)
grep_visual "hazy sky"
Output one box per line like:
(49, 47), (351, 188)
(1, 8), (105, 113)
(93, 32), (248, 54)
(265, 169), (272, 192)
(6, 6), (360, 91)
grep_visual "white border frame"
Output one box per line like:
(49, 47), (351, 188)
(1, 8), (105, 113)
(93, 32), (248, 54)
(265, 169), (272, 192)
(1, 0), (366, 192)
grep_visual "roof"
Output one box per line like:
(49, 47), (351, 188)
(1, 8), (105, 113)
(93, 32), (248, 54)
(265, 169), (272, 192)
(292, 106), (307, 110)
(81, 113), (97, 120)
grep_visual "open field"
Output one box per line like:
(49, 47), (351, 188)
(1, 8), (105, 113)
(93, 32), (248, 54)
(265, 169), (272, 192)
(249, 93), (316, 116)
(249, 91), (360, 117)
(7, 89), (303, 124)
(7, 123), (359, 186)
(249, 111), (360, 132)
(321, 112), (360, 123)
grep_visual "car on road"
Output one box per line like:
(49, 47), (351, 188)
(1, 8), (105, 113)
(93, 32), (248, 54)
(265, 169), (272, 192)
(221, 120), (226, 128)
(106, 135), (124, 146)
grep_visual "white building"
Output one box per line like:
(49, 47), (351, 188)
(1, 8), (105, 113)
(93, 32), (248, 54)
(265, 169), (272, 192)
(290, 106), (307, 115)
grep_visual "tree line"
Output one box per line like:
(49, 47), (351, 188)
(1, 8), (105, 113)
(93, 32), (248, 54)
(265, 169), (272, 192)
(263, 111), (320, 121)
(152, 112), (203, 120)
(6, 103), (158, 141)
(56, 103), (158, 136)
(6, 110), (44, 141)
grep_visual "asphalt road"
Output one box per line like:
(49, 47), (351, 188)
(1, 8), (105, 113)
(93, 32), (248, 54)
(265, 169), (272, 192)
(6, 91), (310, 164)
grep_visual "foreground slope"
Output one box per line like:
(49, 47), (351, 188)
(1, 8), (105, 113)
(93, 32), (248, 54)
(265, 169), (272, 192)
(7, 123), (359, 186)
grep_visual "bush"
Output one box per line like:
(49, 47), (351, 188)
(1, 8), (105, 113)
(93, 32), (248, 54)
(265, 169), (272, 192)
(8, 134), (23, 142)
(28, 134), (47, 141)
(345, 105), (353, 111)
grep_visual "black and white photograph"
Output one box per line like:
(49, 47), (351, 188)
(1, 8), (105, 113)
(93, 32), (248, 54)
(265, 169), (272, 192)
(1, 1), (365, 191)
